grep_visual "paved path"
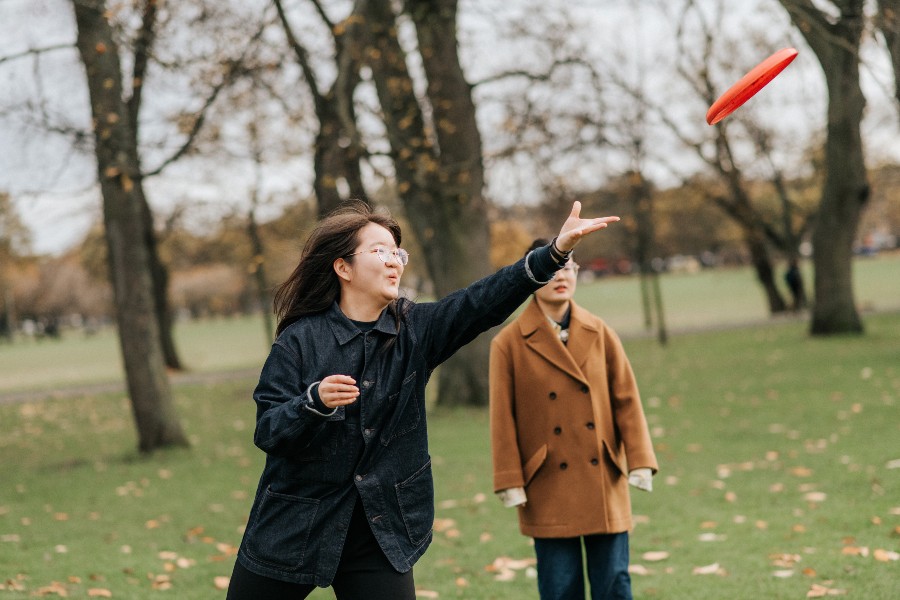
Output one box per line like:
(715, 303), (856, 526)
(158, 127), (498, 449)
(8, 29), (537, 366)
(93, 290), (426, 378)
(0, 367), (260, 405)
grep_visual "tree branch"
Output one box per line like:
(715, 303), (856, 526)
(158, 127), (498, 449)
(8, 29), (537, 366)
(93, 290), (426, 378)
(0, 44), (73, 66)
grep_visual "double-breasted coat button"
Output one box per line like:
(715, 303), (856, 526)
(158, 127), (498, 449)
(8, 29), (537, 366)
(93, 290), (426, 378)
(586, 422), (595, 430)
(553, 427), (562, 435)
(560, 462), (568, 470)
(580, 385), (589, 394)
(549, 392), (557, 400)
(590, 458), (599, 466)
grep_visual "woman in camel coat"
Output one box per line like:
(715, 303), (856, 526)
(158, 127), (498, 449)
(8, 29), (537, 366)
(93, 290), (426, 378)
(490, 243), (658, 600)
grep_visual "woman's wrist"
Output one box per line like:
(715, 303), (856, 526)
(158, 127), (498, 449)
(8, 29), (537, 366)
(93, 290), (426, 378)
(549, 236), (572, 265)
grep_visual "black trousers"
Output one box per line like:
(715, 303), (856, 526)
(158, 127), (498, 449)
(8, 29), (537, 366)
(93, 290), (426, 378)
(226, 498), (416, 600)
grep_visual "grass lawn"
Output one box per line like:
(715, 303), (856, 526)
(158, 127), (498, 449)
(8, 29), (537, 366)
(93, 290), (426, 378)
(1, 310), (898, 598)
(1, 252), (899, 397)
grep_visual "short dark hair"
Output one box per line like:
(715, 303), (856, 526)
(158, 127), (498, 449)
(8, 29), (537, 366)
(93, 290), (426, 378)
(524, 238), (574, 261)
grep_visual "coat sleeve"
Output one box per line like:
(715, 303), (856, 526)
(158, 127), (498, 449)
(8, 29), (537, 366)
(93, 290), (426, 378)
(489, 336), (526, 491)
(251, 341), (331, 458)
(411, 246), (560, 369)
(604, 326), (659, 474)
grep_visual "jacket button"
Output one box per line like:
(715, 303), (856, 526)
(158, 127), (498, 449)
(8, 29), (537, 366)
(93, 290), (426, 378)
(364, 428), (374, 437)
(362, 380), (373, 389)
(586, 422), (595, 430)
(553, 427), (562, 435)
(549, 392), (557, 400)
(581, 385), (589, 394)
(591, 458), (599, 466)
(355, 474), (363, 481)
(560, 462), (568, 470)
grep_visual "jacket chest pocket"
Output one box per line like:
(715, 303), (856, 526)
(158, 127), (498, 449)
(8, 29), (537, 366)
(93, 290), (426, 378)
(380, 371), (420, 446)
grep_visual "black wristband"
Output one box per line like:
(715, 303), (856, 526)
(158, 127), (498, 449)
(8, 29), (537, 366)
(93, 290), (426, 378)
(549, 237), (572, 264)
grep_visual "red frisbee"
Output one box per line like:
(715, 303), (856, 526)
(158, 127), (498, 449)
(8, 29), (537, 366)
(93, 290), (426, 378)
(706, 47), (798, 125)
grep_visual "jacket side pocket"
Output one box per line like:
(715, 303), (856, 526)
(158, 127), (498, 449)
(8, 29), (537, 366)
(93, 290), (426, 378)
(244, 487), (319, 573)
(522, 444), (548, 486)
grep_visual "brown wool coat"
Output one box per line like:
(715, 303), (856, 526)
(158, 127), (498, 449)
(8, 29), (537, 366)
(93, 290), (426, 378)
(489, 299), (658, 538)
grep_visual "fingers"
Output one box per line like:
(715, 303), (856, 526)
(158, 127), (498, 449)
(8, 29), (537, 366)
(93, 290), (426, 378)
(568, 200), (582, 219)
(319, 374), (359, 408)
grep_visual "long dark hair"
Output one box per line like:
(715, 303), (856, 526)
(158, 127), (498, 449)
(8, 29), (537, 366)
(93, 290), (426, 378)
(273, 200), (402, 335)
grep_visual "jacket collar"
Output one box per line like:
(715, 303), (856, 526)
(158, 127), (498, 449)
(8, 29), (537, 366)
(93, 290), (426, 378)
(327, 301), (400, 345)
(517, 298), (598, 385)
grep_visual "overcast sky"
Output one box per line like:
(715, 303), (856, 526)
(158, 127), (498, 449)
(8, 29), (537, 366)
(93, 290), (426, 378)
(1, 0), (897, 255)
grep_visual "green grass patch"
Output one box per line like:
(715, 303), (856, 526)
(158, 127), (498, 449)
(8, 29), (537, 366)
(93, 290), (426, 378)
(1, 313), (898, 598)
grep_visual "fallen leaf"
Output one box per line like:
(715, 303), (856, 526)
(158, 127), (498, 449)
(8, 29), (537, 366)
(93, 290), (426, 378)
(806, 583), (846, 597)
(804, 492), (827, 502)
(692, 562), (724, 575)
(455, 577), (468, 587)
(415, 590), (439, 598)
(641, 551), (669, 562)
(87, 589), (112, 598)
(432, 518), (456, 533)
(841, 546), (869, 557)
(873, 549), (900, 562)
(213, 576), (230, 590)
(628, 564), (652, 576)
(36, 581), (69, 596)
(772, 569), (794, 578)
(769, 553), (802, 567)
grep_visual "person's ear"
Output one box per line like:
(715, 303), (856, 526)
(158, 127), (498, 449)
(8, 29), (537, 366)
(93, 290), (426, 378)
(334, 258), (353, 282)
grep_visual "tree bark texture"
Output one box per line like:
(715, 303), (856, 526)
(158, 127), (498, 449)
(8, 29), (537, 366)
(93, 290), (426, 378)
(781, 0), (867, 334)
(73, 0), (188, 451)
(362, 0), (493, 405)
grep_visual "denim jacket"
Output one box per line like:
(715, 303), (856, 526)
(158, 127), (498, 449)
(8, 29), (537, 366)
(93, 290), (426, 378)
(236, 246), (561, 586)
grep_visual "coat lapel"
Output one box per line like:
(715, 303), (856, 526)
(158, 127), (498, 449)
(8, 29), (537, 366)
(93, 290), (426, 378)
(567, 302), (600, 373)
(518, 299), (587, 385)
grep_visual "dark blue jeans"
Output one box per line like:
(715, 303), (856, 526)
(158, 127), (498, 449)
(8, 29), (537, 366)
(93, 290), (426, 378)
(534, 533), (632, 600)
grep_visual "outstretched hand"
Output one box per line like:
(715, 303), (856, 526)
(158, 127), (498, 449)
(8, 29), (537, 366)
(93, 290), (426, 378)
(555, 201), (620, 252)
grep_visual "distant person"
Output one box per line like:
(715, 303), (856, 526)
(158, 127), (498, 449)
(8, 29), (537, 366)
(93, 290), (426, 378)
(226, 201), (620, 600)
(490, 239), (658, 600)
(784, 258), (805, 312)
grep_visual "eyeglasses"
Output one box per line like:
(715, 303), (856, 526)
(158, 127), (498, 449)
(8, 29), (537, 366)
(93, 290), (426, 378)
(345, 247), (410, 266)
(560, 264), (580, 274)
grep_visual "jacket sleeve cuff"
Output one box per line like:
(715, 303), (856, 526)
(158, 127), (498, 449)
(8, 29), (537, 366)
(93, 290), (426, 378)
(525, 244), (561, 284)
(302, 381), (338, 417)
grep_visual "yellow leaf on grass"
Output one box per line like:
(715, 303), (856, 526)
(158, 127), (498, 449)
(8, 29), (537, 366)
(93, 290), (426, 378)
(692, 562), (724, 575)
(213, 577), (230, 590)
(806, 583), (846, 597)
(873, 549), (900, 562)
(629, 564), (652, 576)
(87, 589), (112, 598)
(642, 551), (670, 562)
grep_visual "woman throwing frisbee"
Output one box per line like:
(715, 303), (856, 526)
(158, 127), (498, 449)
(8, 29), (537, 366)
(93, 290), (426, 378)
(227, 200), (619, 599)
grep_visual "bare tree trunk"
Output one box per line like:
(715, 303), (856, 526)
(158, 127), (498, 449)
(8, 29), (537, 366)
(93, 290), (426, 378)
(274, 0), (367, 217)
(877, 0), (900, 108)
(745, 233), (788, 313)
(126, 0), (182, 371)
(630, 171), (667, 345)
(362, 0), (493, 406)
(73, 0), (188, 452)
(780, 0), (867, 334)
